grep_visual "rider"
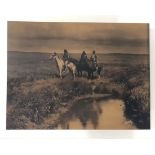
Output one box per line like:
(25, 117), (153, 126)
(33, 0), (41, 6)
(63, 49), (70, 71)
(63, 49), (70, 61)
(80, 51), (88, 63)
(90, 50), (98, 68)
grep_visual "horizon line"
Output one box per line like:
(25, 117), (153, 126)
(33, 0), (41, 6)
(8, 50), (149, 55)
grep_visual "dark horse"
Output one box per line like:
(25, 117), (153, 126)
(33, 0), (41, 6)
(69, 57), (102, 79)
(78, 59), (102, 79)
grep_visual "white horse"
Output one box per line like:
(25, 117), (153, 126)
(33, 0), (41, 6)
(49, 52), (76, 79)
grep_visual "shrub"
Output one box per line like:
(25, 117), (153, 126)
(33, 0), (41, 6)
(123, 82), (150, 129)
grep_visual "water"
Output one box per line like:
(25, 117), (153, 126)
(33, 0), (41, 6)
(57, 98), (136, 129)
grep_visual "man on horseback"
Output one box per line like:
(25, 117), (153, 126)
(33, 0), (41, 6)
(49, 51), (76, 79)
(63, 49), (70, 71)
(80, 51), (88, 63)
(90, 50), (98, 69)
(63, 49), (70, 61)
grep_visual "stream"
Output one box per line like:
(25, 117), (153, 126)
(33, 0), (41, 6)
(56, 97), (136, 129)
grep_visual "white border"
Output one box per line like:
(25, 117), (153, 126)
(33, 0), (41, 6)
(0, 0), (155, 155)
(0, 16), (154, 139)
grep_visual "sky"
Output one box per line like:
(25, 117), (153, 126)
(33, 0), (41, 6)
(7, 22), (149, 54)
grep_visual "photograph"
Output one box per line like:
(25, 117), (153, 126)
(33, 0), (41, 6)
(7, 22), (150, 129)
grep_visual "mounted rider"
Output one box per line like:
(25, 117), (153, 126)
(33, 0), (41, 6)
(90, 50), (98, 69)
(80, 51), (88, 63)
(63, 49), (70, 71)
(63, 49), (70, 61)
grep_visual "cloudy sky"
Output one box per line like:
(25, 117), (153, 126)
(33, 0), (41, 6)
(7, 22), (149, 54)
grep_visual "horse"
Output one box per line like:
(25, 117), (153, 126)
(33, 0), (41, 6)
(69, 56), (102, 79)
(49, 52), (76, 79)
(76, 57), (102, 79)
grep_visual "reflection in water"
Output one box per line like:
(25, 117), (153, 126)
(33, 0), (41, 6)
(57, 98), (136, 129)
(70, 99), (102, 129)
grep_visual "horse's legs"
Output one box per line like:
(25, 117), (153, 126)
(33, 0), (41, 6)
(72, 69), (76, 80)
(88, 71), (94, 79)
(77, 70), (80, 77)
(73, 72), (75, 80)
(88, 71), (91, 79)
(97, 67), (101, 79)
(80, 71), (82, 77)
(91, 72), (94, 79)
(98, 71), (101, 79)
(78, 71), (80, 77)
(77, 70), (82, 77)
(59, 70), (62, 79)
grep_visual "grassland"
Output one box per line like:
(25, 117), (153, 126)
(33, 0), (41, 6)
(7, 51), (150, 129)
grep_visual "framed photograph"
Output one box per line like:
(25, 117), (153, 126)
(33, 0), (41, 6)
(7, 22), (150, 129)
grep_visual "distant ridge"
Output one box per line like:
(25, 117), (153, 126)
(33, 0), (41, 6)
(8, 51), (148, 55)
(8, 51), (48, 54)
(102, 53), (148, 56)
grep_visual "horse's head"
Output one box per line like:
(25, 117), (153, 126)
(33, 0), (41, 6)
(49, 52), (57, 60)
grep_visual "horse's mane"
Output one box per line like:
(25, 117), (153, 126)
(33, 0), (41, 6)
(55, 55), (61, 60)
(69, 57), (79, 66)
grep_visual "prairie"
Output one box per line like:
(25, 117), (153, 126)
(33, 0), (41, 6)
(7, 51), (150, 129)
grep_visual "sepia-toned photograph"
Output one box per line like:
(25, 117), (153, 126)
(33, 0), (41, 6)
(7, 22), (150, 129)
